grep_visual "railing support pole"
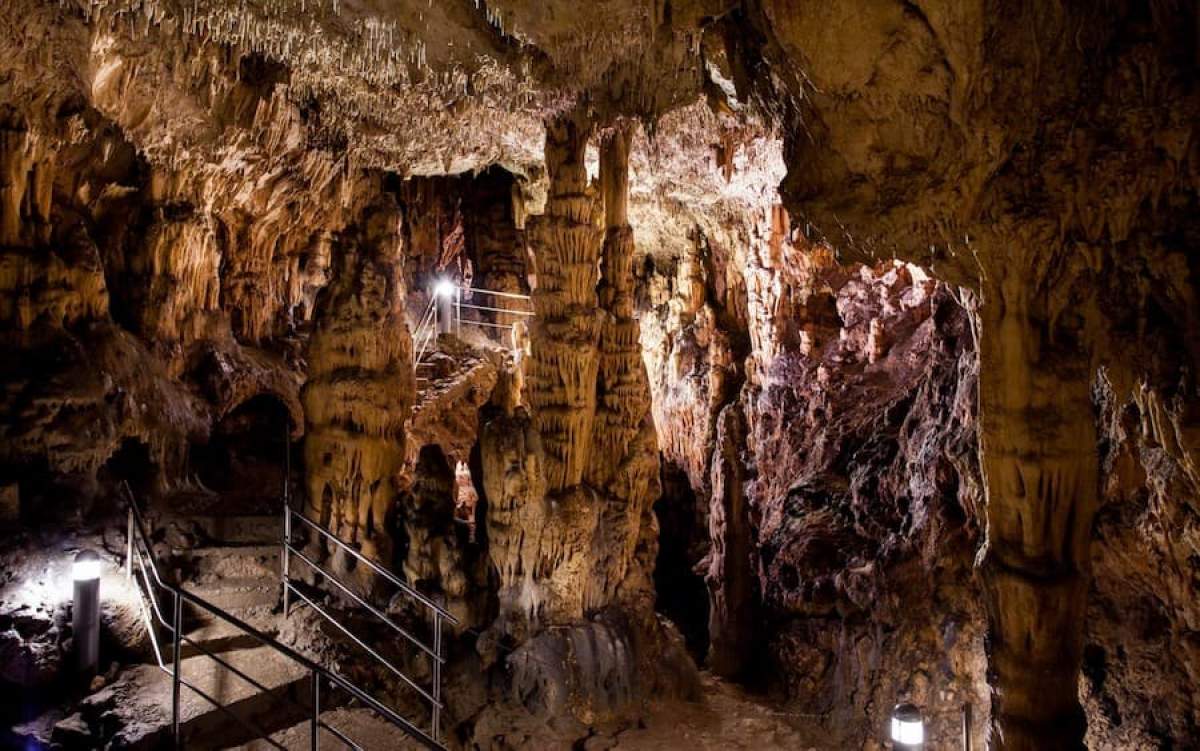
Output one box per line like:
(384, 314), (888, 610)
(172, 592), (183, 748)
(311, 668), (321, 750)
(126, 508), (134, 578)
(282, 506), (292, 620)
(432, 614), (443, 742)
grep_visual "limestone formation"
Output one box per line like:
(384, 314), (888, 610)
(3, 0), (1200, 748)
(301, 189), (413, 573)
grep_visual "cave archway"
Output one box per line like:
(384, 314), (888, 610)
(192, 393), (291, 503)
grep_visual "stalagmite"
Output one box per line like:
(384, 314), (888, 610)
(302, 190), (414, 575)
(527, 113), (602, 494)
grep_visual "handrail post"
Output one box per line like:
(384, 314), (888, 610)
(311, 668), (321, 750)
(172, 591), (183, 748)
(282, 506), (292, 620)
(126, 508), (134, 578)
(432, 613), (443, 742)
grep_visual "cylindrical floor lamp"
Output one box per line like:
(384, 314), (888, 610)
(72, 549), (101, 676)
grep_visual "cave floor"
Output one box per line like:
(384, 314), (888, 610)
(584, 673), (822, 750)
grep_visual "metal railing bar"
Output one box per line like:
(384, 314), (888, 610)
(124, 485), (447, 751)
(134, 547), (173, 632)
(172, 581), (442, 748)
(319, 720), (365, 751)
(288, 511), (457, 623)
(459, 320), (517, 330)
(288, 547), (441, 661)
(134, 587), (170, 673)
(455, 302), (535, 316)
(320, 664), (439, 749)
(413, 298), (438, 365)
(125, 487), (172, 592)
(284, 583), (440, 707)
(175, 675), (290, 751)
(460, 286), (532, 301)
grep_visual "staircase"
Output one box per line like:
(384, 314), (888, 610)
(412, 282), (532, 397)
(114, 487), (450, 750)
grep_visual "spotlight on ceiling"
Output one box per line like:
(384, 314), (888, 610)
(890, 703), (924, 749)
(434, 278), (457, 299)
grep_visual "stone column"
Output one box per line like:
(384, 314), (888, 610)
(302, 193), (414, 577)
(527, 115), (602, 493)
(975, 235), (1098, 750)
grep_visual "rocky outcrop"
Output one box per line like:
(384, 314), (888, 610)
(634, 115), (989, 742)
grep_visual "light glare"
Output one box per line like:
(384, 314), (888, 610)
(72, 558), (101, 581)
(434, 279), (456, 298)
(891, 717), (924, 745)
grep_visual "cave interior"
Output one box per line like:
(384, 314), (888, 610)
(2, 1), (1199, 750)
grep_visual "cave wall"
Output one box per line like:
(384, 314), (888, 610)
(5, 0), (1200, 747)
(635, 135), (989, 746)
(718, 1), (1200, 747)
(0, 6), (342, 510)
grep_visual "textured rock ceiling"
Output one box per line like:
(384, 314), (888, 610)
(13, 0), (732, 178)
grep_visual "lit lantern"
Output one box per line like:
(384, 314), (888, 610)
(72, 549), (101, 676)
(891, 703), (925, 750)
(433, 278), (457, 335)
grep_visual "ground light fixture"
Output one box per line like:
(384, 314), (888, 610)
(891, 702), (924, 750)
(72, 549), (102, 676)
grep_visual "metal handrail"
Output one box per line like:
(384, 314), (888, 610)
(456, 301), (535, 317)
(285, 583), (439, 705)
(288, 509), (456, 622)
(122, 484), (445, 750)
(289, 545), (442, 660)
(411, 283), (533, 376)
(413, 297), (439, 370)
(460, 285), (533, 302)
(282, 505), (457, 741)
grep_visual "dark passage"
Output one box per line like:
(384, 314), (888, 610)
(652, 462), (710, 663)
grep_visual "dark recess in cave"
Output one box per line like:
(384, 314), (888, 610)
(653, 461), (710, 663)
(190, 394), (290, 502)
(96, 436), (156, 508)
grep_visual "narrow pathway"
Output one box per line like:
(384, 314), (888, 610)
(596, 674), (823, 751)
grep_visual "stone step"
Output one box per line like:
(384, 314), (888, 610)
(185, 576), (281, 613)
(84, 645), (313, 750)
(232, 707), (428, 750)
(173, 544), (282, 581)
(178, 618), (277, 660)
(162, 513), (282, 547)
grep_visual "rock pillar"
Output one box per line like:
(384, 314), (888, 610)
(975, 236), (1098, 750)
(302, 193), (414, 573)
